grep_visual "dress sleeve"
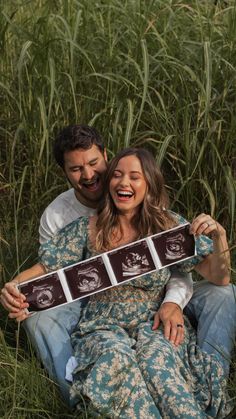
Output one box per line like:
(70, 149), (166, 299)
(38, 216), (89, 272)
(169, 211), (213, 272)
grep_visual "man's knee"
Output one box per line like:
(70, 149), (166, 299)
(23, 311), (43, 337)
(192, 281), (236, 304)
(24, 310), (57, 336)
(23, 302), (82, 343)
(211, 283), (236, 303)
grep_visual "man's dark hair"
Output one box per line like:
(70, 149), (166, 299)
(53, 124), (105, 168)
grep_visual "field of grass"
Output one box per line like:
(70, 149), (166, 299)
(0, 0), (236, 417)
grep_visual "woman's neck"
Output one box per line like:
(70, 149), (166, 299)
(118, 212), (134, 227)
(89, 213), (139, 251)
(113, 213), (138, 246)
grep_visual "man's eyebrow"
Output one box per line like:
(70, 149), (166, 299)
(89, 157), (98, 164)
(69, 164), (82, 169)
(69, 157), (98, 168)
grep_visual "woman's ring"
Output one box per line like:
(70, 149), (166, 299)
(206, 221), (213, 227)
(177, 324), (183, 328)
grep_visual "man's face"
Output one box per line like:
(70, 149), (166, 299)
(63, 145), (107, 208)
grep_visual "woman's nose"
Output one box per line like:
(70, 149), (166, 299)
(119, 175), (130, 187)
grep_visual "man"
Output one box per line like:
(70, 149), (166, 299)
(1, 125), (235, 406)
(39, 125), (106, 243)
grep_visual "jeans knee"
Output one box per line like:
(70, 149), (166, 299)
(193, 281), (236, 305)
(23, 312), (54, 340)
(23, 312), (41, 335)
(211, 283), (236, 305)
(24, 304), (82, 340)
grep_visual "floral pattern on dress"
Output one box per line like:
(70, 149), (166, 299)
(39, 214), (231, 418)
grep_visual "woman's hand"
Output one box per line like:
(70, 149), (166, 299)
(0, 280), (29, 321)
(190, 213), (226, 239)
(152, 302), (184, 346)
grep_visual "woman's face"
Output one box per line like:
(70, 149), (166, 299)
(109, 155), (147, 215)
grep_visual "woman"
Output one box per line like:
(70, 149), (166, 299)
(1, 148), (232, 417)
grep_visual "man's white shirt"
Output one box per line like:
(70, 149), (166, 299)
(39, 188), (96, 244)
(39, 188), (193, 309)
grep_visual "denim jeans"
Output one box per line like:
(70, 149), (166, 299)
(23, 299), (87, 406)
(184, 281), (236, 375)
(23, 282), (236, 406)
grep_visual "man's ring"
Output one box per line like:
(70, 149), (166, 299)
(177, 324), (183, 328)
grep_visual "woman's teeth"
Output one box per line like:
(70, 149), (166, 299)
(117, 191), (133, 198)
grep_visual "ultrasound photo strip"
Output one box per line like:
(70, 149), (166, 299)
(18, 222), (196, 315)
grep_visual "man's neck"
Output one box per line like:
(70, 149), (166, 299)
(74, 189), (98, 209)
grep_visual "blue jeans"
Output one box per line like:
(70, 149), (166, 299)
(184, 281), (236, 375)
(23, 283), (236, 406)
(23, 299), (86, 406)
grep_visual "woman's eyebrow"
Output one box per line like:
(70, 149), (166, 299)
(114, 169), (143, 175)
(114, 169), (142, 174)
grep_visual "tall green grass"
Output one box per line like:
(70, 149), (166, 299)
(0, 0), (236, 417)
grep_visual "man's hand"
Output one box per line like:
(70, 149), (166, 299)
(1, 263), (46, 322)
(0, 281), (29, 322)
(152, 302), (184, 346)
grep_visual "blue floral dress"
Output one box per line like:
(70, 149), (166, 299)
(39, 215), (231, 419)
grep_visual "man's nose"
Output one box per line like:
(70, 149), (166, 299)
(82, 166), (94, 180)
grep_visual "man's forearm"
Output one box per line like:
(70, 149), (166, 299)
(11, 263), (46, 285)
(162, 270), (193, 310)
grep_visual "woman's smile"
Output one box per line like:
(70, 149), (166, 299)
(116, 189), (134, 200)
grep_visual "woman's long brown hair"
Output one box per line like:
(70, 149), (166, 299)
(95, 148), (177, 251)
